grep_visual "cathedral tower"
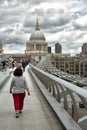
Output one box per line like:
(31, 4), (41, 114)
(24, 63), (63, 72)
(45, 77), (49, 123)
(26, 18), (48, 61)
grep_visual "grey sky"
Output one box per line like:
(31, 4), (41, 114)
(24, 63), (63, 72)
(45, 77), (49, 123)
(0, 0), (87, 55)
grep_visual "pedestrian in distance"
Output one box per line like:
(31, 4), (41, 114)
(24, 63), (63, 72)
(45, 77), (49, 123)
(10, 66), (30, 118)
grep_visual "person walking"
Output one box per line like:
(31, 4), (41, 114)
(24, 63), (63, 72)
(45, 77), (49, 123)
(10, 67), (30, 118)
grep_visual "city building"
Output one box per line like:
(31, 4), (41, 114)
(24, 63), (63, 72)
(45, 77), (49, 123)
(48, 46), (51, 53)
(82, 43), (87, 55)
(51, 53), (87, 77)
(0, 40), (3, 54)
(26, 18), (48, 62)
(55, 43), (62, 53)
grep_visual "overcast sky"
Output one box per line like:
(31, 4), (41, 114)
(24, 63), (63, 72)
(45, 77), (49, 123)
(0, 0), (87, 55)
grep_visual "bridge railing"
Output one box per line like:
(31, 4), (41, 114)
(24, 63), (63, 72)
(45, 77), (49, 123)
(0, 68), (10, 90)
(29, 64), (87, 130)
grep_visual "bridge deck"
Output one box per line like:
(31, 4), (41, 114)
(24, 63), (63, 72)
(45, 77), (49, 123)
(0, 67), (63, 130)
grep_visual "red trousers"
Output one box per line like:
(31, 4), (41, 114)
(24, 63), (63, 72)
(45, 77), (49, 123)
(12, 92), (25, 111)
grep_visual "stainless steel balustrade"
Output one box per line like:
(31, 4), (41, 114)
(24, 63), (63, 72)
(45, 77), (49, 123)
(30, 64), (87, 125)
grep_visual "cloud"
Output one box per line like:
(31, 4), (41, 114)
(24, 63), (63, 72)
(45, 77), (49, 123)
(0, 0), (87, 55)
(72, 15), (87, 30)
(3, 43), (26, 53)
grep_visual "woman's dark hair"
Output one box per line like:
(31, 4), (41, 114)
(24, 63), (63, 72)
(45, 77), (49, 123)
(13, 68), (23, 76)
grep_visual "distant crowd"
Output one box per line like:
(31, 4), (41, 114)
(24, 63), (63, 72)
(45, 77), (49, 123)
(0, 59), (31, 73)
(12, 59), (30, 72)
(0, 61), (7, 71)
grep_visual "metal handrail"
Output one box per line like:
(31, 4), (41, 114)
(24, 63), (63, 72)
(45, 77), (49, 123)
(30, 64), (87, 99)
(30, 63), (87, 128)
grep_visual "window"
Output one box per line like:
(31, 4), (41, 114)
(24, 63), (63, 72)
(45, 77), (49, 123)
(36, 44), (41, 50)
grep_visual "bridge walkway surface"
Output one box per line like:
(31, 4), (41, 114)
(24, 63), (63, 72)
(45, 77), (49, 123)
(0, 67), (63, 130)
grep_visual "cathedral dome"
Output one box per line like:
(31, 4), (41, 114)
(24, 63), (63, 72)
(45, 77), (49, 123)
(26, 18), (48, 59)
(29, 18), (45, 41)
(30, 30), (45, 41)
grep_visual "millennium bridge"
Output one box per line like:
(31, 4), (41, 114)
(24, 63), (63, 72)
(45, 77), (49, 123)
(0, 54), (87, 130)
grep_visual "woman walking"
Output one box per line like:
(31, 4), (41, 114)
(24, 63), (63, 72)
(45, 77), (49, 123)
(10, 67), (30, 118)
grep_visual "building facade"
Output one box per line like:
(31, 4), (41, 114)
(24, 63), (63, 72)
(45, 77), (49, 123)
(0, 40), (3, 54)
(48, 46), (51, 54)
(26, 18), (48, 62)
(82, 43), (87, 55)
(51, 53), (87, 77)
(55, 43), (62, 53)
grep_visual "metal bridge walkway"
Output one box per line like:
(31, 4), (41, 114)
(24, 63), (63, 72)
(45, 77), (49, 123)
(0, 67), (63, 130)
